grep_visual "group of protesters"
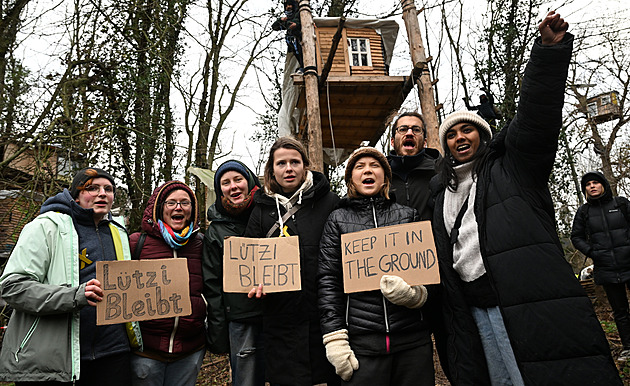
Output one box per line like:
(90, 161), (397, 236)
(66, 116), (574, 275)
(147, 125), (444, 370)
(0, 11), (629, 386)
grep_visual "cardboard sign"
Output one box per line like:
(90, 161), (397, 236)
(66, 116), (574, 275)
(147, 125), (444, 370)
(341, 221), (440, 293)
(223, 236), (301, 293)
(96, 259), (192, 325)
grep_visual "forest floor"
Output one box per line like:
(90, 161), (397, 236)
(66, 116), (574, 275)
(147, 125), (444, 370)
(1, 282), (628, 385)
(193, 282), (630, 385)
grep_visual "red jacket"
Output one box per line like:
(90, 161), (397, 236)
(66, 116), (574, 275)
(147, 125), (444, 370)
(129, 181), (206, 356)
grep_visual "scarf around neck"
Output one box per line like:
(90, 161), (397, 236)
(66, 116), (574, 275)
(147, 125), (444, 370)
(158, 219), (194, 249)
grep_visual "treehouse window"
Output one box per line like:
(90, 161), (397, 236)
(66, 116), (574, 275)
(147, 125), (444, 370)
(587, 102), (598, 117)
(600, 94), (611, 105)
(348, 38), (371, 67)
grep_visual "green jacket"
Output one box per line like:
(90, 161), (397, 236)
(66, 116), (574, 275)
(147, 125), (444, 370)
(203, 205), (262, 354)
(0, 211), (142, 382)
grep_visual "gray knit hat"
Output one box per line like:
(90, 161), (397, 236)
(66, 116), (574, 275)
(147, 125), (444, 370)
(438, 111), (492, 152)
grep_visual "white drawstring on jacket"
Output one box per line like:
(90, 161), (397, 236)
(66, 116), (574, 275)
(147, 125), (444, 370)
(275, 196), (284, 234)
(371, 199), (379, 228)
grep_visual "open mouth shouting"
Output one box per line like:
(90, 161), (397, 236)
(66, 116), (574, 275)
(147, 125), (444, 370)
(402, 137), (417, 151)
(456, 143), (471, 154)
(362, 177), (376, 187)
(446, 123), (481, 163)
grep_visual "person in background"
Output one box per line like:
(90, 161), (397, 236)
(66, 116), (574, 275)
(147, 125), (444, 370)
(430, 12), (622, 385)
(318, 147), (434, 385)
(388, 111), (441, 220)
(0, 167), (142, 385)
(571, 171), (630, 362)
(246, 137), (340, 385)
(463, 89), (502, 133)
(272, 0), (304, 74)
(387, 112), (449, 379)
(204, 160), (265, 386)
(129, 181), (206, 386)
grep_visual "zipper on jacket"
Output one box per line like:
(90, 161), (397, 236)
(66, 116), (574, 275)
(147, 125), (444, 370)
(169, 316), (180, 353)
(91, 223), (108, 359)
(370, 198), (379, 228)
(405, 181), (410, 202)
(168, 249), (181, 353)
(370, 198), (392, 334)
(381, 297), (390, 333)
(14, 317), (40, 362)
(345, 296), (350, 326)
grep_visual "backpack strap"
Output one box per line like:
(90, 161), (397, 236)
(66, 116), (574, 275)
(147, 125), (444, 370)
(132, 233), (147, 260)
(450, 197), (470, 245)
(265, 204), (302, 238)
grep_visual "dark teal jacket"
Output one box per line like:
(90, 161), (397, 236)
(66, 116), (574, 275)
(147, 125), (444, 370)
(203, 205), (262, 354)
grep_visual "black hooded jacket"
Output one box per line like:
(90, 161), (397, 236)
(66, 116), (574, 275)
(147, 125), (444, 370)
(571, 171), (630, 284)
(244, 171), (339, 385)
(203, 161), (262, 354)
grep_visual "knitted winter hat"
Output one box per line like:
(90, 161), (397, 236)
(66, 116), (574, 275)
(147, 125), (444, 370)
(214, 160), (260, 198)
(438, 111), (493, 152)
(580, 171), (607, 194)
(344, 147), (392, 183)
(70, 167), (116, 198)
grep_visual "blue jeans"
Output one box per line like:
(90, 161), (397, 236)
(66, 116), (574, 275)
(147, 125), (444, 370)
(229, 321), (265, 386)
(130, 348), (205, 386)
(470, 306), (524, 386)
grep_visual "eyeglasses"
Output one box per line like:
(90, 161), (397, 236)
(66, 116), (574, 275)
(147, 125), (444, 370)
(395, 125), (424, 135)
(84, 184), (114, 196)
(164, 200), (192, 209)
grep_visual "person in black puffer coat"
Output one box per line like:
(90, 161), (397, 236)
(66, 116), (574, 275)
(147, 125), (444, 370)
(246, 137), (340, 386)
(318, 147), (434, 385)
(430, 13), (621, 385)
(572, 171), (630, 361)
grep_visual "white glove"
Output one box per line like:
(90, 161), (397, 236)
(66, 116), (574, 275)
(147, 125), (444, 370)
(322, 329), (359, 381)
(380, 275), (427, 309)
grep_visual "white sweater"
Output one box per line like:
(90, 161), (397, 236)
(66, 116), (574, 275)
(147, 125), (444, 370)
(443, 162), (486, 282)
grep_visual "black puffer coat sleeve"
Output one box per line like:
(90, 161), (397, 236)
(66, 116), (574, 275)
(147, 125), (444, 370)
(571, 205), (592, 257)
(503, 34), (574, 189)
(318, 211), (348, 335)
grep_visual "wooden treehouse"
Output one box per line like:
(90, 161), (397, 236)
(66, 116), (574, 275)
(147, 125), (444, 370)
(586, 91), (622, 124)
(278, 1), (440, 170)
(279, 17), (413, 165)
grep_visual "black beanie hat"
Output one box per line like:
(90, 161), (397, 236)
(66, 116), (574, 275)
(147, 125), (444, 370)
(70, 167), (116, 198)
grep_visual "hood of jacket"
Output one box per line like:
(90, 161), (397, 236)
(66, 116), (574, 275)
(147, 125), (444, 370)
(40, 189), (111, 225)
(582, 171), (613, 203)
(141, 181), (199, 237)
